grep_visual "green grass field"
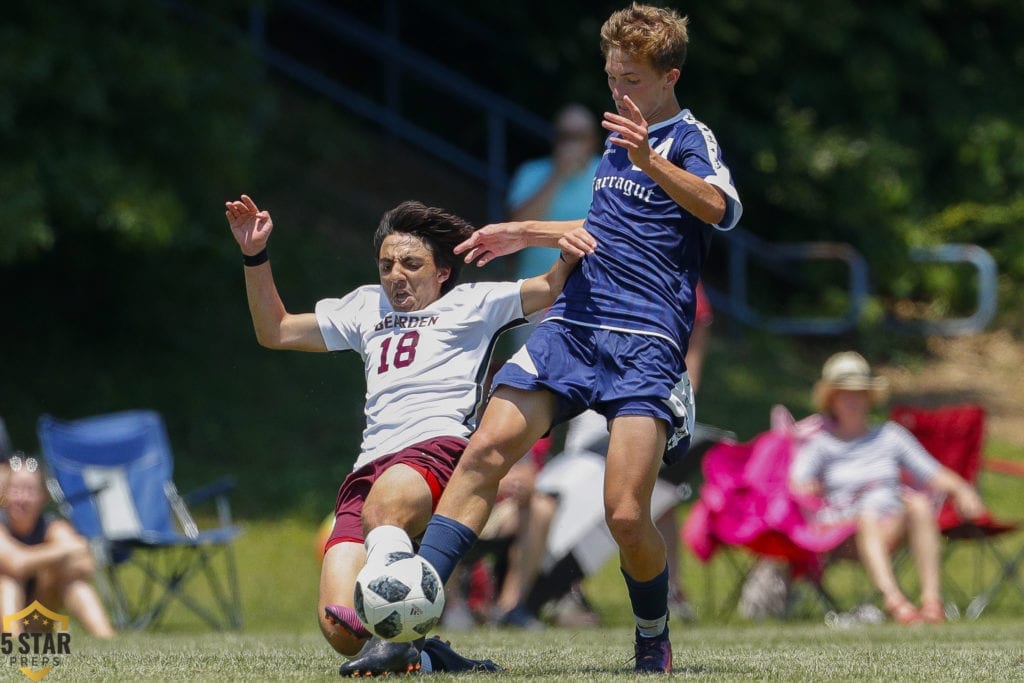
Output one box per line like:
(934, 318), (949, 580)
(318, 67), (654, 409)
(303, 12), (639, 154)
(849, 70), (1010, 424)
(34, 619), (1024, 681)
(29, 507), (1020, 681)
(17, 376), (1022, 680)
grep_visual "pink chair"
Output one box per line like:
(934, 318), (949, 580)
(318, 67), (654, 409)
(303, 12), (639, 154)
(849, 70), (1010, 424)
(683, 408), (856, 617)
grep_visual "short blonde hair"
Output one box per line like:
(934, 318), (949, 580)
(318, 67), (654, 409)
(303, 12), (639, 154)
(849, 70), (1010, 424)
(600, 3), (690, 73)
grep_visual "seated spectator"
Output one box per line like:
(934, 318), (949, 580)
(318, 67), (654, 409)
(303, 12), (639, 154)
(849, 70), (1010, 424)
(789, 351), (986, 624)
(0, 453), (114, 637)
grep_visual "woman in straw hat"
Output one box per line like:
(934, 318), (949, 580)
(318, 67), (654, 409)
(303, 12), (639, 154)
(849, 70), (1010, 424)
(790, 352), (986, 624)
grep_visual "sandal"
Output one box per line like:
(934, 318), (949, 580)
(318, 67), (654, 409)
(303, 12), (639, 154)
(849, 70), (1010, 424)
(883, 596), (921, 625)
(919, 599), (945, 624)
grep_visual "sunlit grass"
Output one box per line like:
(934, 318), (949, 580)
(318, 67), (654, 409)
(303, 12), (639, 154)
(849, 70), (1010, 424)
(48, 619), (1024, 681)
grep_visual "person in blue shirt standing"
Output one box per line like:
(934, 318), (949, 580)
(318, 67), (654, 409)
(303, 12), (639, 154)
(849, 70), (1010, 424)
(505, 103), (603, 355)
(352, 3), (742, 675)
(506, 103), (603, 281)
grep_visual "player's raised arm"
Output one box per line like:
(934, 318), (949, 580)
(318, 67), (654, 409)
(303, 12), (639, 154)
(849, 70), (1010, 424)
(603, 95), (727, 226)
(519, 225), (596, 316)
(454, 218), (586, 268)
(224, 195), (326, 352)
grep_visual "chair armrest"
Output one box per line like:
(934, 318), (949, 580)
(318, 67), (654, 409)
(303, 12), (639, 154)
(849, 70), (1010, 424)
(180, 476), (238, 529)
(45, 478), (107, 517)
(181, 476), (237, 506)
(56, 484), (108, 506)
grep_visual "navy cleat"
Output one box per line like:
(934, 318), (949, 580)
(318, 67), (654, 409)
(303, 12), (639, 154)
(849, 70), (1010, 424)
(421, 636), (503, 673)
(324, 604), (371, 640)
(633, 633), (672, 674)
(338, 637), (421, 677)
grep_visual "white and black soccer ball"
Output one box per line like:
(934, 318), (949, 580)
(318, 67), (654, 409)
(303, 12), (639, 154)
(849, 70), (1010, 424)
(354, 551), (445, 642)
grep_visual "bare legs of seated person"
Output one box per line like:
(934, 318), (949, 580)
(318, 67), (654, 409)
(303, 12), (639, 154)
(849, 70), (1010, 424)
(856, 490), (944, 625)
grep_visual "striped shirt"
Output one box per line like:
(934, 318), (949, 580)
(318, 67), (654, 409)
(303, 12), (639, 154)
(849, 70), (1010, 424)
(790, 422), (941, 521)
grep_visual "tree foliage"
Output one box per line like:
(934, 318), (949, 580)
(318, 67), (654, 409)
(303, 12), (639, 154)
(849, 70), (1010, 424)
(4, 0), (1022, 309)
(0, 1), (266, 264)
(2, 1), (1023, 515)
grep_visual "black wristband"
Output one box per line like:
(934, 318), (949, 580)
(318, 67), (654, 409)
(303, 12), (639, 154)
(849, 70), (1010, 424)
(243, 248), (268, 267)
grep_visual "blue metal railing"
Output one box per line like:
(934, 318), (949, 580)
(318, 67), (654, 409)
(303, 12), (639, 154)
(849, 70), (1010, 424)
(711, 230), (997, 336)
(714, 229), (870, 335)
(886, 244), (999, 336)
(249, 0), (551, 223)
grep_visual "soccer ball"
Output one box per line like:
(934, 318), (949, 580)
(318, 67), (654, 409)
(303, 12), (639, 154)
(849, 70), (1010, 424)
(354, 552), (445, 642)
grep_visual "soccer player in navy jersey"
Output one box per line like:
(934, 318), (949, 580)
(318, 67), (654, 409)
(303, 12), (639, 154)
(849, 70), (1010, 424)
(360, 3), (742, 674)
(225, 196), (592, 675)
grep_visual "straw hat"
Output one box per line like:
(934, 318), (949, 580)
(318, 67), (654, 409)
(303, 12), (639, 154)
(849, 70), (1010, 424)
(812, 351), (889, 410)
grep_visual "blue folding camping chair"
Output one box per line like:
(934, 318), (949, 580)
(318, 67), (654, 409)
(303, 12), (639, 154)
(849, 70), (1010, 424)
(37, 410), (243, 630)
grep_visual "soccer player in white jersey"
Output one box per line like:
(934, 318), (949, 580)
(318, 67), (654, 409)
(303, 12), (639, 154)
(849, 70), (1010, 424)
(359, 4), (742, 675)
(224, 195), (594, 675)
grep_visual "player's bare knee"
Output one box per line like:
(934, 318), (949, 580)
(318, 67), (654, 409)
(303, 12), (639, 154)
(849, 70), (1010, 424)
(455, 445), (510, 484)
(362, 498), (413, 530)
(363, 474), (433, 530)
(605, 509), (645, 545)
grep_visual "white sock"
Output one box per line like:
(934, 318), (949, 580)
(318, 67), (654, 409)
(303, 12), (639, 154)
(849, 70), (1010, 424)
(364, 525), (413, 560)
(420, 652), (433, 673)
(636, 613), (668, 639)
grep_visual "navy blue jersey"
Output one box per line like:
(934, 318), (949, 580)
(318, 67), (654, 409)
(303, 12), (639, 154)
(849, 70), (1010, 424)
(544, 109), (741, 361)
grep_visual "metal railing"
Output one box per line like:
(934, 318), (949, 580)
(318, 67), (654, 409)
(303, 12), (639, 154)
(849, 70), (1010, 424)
(710, 230), (997, 336)
(887, 244), (999, 336)
(714, 229), (870, 335)
(248, 0), (551, 222)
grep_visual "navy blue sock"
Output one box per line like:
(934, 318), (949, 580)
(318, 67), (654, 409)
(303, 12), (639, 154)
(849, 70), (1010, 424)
(417, 514), (478, 584)
(622, 565), (670, 639)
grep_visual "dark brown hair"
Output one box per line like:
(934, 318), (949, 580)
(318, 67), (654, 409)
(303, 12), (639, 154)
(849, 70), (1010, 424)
(372, 201), (476, 295)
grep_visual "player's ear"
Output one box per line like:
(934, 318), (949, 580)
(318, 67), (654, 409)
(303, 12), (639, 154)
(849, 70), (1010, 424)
(437, 267), (451, 283)
(663, 68), (680, 89)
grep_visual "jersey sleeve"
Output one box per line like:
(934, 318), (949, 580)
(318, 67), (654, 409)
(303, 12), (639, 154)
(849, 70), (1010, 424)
(314, 287), (376, 352)
(465, 280), (526, 329)
(675, 126), (743, 232)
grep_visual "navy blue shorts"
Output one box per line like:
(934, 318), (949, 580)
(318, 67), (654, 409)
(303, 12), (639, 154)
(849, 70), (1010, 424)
(493, 321), (693, 462)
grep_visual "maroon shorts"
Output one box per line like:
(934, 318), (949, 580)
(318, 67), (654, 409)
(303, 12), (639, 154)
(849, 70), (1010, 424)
(324, 435), (466, 553)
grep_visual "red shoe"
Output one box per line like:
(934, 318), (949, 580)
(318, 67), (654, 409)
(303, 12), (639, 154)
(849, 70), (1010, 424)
(883, 596), (921, 625)
(919, 599), (945, 624)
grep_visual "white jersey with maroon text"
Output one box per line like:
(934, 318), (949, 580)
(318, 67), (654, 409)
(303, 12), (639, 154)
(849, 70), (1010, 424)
(315, 281), (524, 470)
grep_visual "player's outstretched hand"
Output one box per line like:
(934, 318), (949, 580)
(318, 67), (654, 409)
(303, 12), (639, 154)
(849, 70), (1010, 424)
(225, 194), (274, 256)
(558, 226), (597, 264)
(454, 221), (528, 267)
(602, 95), (651, 169)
